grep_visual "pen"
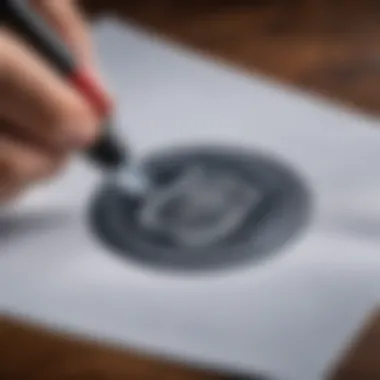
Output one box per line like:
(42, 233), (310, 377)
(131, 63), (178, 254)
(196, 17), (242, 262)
(1, 0), (127, 169)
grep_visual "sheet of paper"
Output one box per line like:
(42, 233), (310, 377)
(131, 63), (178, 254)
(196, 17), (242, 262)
(1, 18), (380, 380)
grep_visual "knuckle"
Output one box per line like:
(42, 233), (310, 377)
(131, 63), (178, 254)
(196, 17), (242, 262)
(55, 98), (101, 147)
(0, 31), (13, 79)
(43, 154), (67, 178)
(28, 152), (65, 181)
(0, 149), (63, 186)
(0, 157), (17, 189)
(0, 187), (21, 204)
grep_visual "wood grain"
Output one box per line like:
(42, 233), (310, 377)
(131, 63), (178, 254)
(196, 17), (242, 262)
(2, 1), (380, 379)
(0, 316), (257, 380)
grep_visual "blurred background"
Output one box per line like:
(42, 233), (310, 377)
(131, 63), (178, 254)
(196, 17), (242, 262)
(2, 1), (380, 380)
(85, 0), (380, 116)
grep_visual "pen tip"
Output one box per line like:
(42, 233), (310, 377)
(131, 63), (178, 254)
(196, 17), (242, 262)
(87, 130), (127, 169)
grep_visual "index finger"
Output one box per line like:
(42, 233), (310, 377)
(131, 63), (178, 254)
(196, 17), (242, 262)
(30, 0), (112, 114)
(31, 0), (93, 66)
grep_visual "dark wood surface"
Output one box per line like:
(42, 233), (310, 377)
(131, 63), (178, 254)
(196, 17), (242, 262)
(85, 0), (380, 117)
(1, 312), (380, 380)
(0, 316), (255, 380)
(329, 311), (380, 380)
(2, 1), (380, 379)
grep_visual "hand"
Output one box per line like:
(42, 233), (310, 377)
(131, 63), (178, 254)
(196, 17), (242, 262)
(0, 0), (111, 203)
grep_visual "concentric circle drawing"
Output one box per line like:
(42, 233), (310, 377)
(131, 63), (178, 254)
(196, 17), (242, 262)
(89, 146), (312, 272)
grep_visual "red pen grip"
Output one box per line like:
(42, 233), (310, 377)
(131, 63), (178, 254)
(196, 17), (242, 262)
(68, 67), (111, 119)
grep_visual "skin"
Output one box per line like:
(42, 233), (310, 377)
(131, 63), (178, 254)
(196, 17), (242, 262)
(0, 0), (112, 203)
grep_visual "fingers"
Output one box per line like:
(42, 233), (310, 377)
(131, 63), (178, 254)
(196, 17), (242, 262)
(0, 1), (113, 204)
(0, 29), (100, 149)
(0, 132), (65, 203)
(31, 0), (110, 96)
(0, 28), (99, 204)
(31, 0), (93, 65)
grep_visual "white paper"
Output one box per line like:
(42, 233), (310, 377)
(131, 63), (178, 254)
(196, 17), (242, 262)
(1, 19), (380, 380)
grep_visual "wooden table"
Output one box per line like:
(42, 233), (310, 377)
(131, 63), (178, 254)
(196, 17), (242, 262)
(1, 1), (380, 379)
(329, 311), (380, 380)
(86, 0), (380, 117)
(1, 311), (380, 380)
(0, 316), (254, 380)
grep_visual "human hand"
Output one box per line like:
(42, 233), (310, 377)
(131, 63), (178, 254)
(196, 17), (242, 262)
(0, 0), (111, 203)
